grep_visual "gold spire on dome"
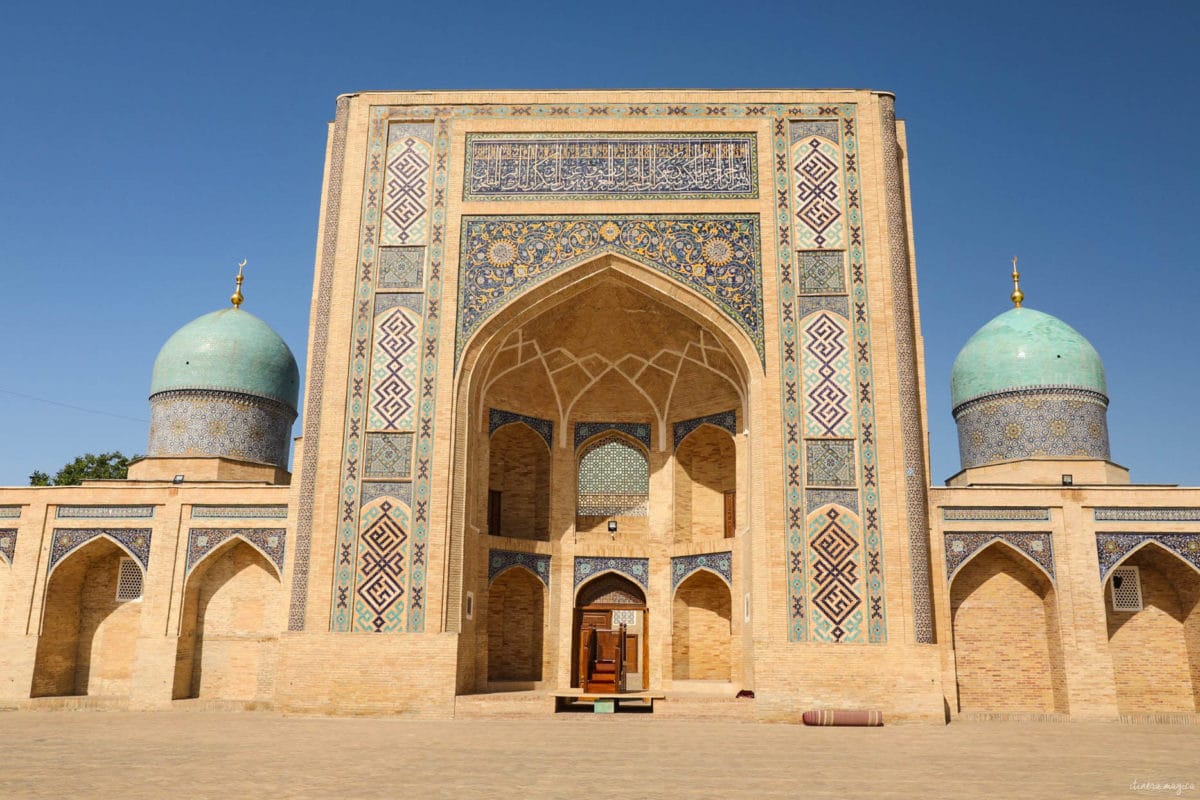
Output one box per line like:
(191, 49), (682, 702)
(1010, 256), (1024, 308)
(231, 259), (247, 309)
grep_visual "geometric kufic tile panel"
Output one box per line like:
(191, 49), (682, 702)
(354, 498), (414, 632)
(575, 421), (652, 451)
(0, 529), (15, 565)
(806, 507), (863, 643)
(490, 408), (554, 451)
(574, 556), (650, 589)
(186, 527), (286, 576)
(380, 124), (433, 247)
(1094, 507), (1200, 522)
(488, 549), (550, 587)
(464, 132), (758, 201)
(778, 108), (885, 642)
(672, 410), (737, 450)
(1096, 532), (1200, 580)
(801, 312), (853, 438)
(944, 531), (1055, 583)
(364, 432), (414, 480)
(56, 505), (155, 519)
(943, 507), (1051, 522)
(805, 439), (856, 486)
(368, 307), (420, 432)
(458, 215), (765, 365)
(955, 389), (1110, 469)
(798, 250), (846, 294)
(48, 528), (151, 574)
(378, 246), (425, 290)
(671, 551), (732, 589)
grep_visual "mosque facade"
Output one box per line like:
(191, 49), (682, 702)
(1, 89), (1197, 721)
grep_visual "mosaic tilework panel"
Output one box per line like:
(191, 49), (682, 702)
(353, 499), (415, 632)
(805, 489), (859, 514)
(943, 507), (1051, 522)
(361, 482), (413, 507)
(458, 215), (764, 365)
(955, 390), (1110, 469)
(776, 108), (885, 642)
(801, 312), (853, 438)
(186, 528), (285, 576)
(1096, 533), (1200, 580)
(488, 549), (550, 587)
(0, 530), (15, 565)
(148, 390), (295, 468)
(0, 506), (22, 519)
(368, 307), (420, 432)
(380, 123), (433, 246)
(191, 505), (288, 519)
(806, 507), (864, 643)
(1095, 508), (1200, 522)
(798, 251), (846, 294)
(790, 124), (845, 249)
(48, 528), (151, 574)
(57, 505), (154, 519)
(574, 556), (649, 589)
(944, 532), (1055, 582)
(672, 410), (737, 449)
(805, 440), (856, 486)
(463, 132), (758, 200)
(577, 436), (650, 517)
(575, 422), (651, 450)
(332, 111), (447, 634)
(364, 433), (414, 480)
(378, 247), (425, 290)
(375, 293), (424, 316)
(671, 551), (732, 589)
(490, 408), (554, 450)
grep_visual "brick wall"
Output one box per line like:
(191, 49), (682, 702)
(488, 425), (550, 540)
(672, 571), (732, 680)
(487, 568), (545, 681)
(674, 426), (735, 543)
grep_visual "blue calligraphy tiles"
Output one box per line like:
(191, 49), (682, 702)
(464, 133), (758, 200)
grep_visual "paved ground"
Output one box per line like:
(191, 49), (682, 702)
(0, 711), (1198, 799)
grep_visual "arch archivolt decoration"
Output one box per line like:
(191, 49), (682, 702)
(944, 532), (1056, 585)
(487, 408), (553, 451)
(573, 557), (649, 593)
(185, 528), (286, 580)
(477, 326), (744, 452)
(1096, 533), (1200, 581)
(46, 528), (151, 577)
(487, 549), (550, 588)
(670, 551), (732, 591)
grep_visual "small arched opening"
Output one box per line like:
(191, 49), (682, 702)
(672, 569), (732, 681)
(487, 422), (551, 541)
(573, 572), (647, 692)
(673, 424), (736, 544)
(486, 566), (546, 684)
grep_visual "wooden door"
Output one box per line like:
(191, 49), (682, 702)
(724, 491), (736, 538)
(487, 490), (502, 536)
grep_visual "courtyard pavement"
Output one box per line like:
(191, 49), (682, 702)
(0, 711), (1197, 799)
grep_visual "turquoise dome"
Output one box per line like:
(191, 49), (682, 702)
(150, 308), (299, 409)
(950, 307), (1106, 410)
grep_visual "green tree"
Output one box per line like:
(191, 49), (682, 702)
(28, 451), (139, 486)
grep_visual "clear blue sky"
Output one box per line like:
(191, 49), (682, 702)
(2, 0), (1198, 486)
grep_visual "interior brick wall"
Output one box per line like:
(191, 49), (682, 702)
(674, 426), (735, 543)
(672, 571), (732, 680)
(951, 546), (1065, 713)
(487, 568), (545, 681)
(488, 425), (551, 541)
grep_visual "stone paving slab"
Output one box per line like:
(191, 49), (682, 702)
(0, 712), (1197, 799)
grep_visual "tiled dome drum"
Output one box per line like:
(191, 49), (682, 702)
(950, 307), (1109, 469)
(148, 308), (299, 468)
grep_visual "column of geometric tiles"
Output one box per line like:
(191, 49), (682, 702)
(354, 499), (412, 632)
(368, 308), (419, 432)
(381, 124), (433, 246)
(790, 122), (845, 250)
(801, 312), (853, 438)
(807, 507), (863, 643)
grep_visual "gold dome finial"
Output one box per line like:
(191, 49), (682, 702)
(231, 259), (246, 309)
(1010, 256), (1024, 308)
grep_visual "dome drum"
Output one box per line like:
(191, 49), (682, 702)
(954, 388), (1110, 470)
(147, 389), (296, 468)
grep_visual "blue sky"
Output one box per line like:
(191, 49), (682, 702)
(2, 0), (1198, 486)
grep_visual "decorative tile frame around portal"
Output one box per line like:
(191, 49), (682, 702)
(574, 422), (652, 451)
(288, 100), (882, 639)
(488, 550), (550, 588)
(489, 409), (553, 451)
(671, 552), (732, 590)
(1095, 533), (1200, 580)
(672, 411), (737, 450)
(185, 528), (286, 577)
(47, 528), (151, 575)
(457, 215), (764, 366)
(943, 532), (1055, 584)
(463, 132), (759, 201)
(574, 557), (650, 590)
(0, 529), (15, 565)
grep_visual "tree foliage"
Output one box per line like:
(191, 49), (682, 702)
(28, 451), (138, 486)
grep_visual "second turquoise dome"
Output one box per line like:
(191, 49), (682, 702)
(950, 307), (1106, 410)
(150, 308), (299, 409)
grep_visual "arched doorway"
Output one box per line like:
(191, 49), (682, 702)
(487, 422), (551, 541)
(574, 572), (647, 692)
(173, 538), (282, 702)
(672, 570), (732, 681)
(487, 567), (546, 683)
(674, 425), (736, 544)
(1106, 544), (1200, 713)
(950, 542), (1067, 714)
(32, 538), (143, 698)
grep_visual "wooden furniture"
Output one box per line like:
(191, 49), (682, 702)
(578, 624), (627, 694)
